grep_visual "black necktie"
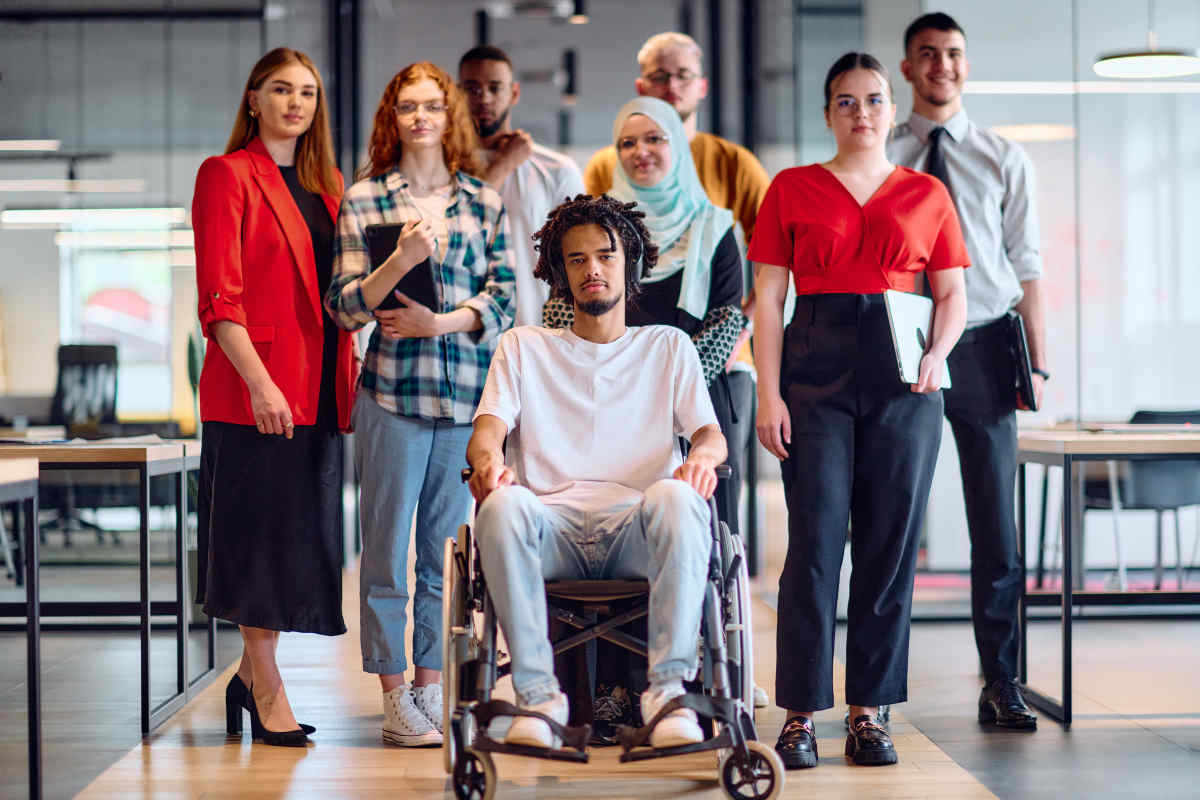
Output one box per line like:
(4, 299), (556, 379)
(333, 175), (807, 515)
(926, 126), (953, 197)
(921, 127), (953, 297)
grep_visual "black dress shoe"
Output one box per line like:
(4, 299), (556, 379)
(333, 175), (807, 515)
(775, 716), (818, 769)
(978, 678), (1038, 730)
(844, 715), (897, 766)
(844, 703), (890, 730)
(226, 674), (316, 736)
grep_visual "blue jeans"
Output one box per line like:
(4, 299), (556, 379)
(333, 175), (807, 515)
(473, 480), (711, 706)
(354, 391), (472, 674)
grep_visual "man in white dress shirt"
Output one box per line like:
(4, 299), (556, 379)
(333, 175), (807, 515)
(459, 46), (586, 327)
(889, 11), (1047, 731)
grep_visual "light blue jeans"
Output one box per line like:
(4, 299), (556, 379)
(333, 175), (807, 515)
(354, 391), (473, 674)
(473, 480), (711, 706)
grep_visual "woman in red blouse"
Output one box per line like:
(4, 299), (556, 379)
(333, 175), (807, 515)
(750, 53), (967, 769)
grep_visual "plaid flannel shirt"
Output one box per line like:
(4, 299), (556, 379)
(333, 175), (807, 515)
(326, 169), (515, 423)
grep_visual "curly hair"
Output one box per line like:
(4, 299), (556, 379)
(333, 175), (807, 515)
(358, 61), (481, 181)
(532, 194), (659, 304)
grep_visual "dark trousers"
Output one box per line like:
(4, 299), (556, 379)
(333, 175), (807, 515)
(775, 294), (943, 711)
(944, 317), (1021, 683)
(709, 370), (755, 539)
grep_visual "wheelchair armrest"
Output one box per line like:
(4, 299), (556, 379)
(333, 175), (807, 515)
(464, 465), (727, 484)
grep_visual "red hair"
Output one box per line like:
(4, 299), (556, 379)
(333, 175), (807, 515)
(359, 62), (481, 181)
(225, 47), (340, 197)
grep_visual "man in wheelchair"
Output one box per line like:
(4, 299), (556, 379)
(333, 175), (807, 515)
(466, 194), (727, 751)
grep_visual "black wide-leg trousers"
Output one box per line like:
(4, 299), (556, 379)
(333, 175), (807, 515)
(775, 293), (943, 712)
(943, 317), (1022, 684)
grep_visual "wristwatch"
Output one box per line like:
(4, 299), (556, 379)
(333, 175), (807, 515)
(1032, 367), (1051, 381)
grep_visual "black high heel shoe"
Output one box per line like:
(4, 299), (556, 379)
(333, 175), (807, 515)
(226, 674), (315, 736)
(245, 683), (308, 748)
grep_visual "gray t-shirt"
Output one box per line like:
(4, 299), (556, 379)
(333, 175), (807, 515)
(889, 109), (1043, 326)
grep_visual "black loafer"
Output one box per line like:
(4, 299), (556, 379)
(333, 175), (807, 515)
(978, 678), (1038, 730)
(775, 716), (818, 769)
(845, 714), (897, 766)
(843, 703), (890, 730)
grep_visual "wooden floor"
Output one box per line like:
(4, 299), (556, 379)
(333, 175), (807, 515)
(79, 567), (995, 799)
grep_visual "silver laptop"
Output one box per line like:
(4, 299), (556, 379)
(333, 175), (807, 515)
(883, 289), (952, 389)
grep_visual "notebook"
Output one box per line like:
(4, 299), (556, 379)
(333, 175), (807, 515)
(883, 289), (952, 389)
(1006, 311), (1039, 412)
(363, 223), (438, 311)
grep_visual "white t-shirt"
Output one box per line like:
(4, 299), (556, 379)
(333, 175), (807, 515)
(490, 143), (586, 327)
(474, 324), (718, 510)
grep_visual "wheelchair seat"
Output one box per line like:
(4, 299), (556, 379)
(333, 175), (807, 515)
(545, 579), (649, 602)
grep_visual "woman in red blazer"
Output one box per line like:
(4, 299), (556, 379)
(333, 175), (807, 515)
(192, 47), (358, 748)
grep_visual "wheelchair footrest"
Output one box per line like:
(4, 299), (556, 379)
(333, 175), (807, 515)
(617, 727), (735, 763)
(473, 735), (590, 763)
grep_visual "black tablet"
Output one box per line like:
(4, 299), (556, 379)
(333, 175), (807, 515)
(363, 223), (439, 311)
(1007, 310), (1039, 412)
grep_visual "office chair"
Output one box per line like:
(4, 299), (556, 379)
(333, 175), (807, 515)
(41, 344), (119, 546)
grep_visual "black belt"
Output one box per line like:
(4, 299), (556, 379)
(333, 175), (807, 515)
(958, 314), (1009, 344)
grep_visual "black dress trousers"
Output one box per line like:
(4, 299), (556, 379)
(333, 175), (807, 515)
(943, 316), (1022, 683)
(775, 294), (943, 711)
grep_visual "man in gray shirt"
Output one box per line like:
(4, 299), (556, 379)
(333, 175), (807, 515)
(890, 11), (1048, 730)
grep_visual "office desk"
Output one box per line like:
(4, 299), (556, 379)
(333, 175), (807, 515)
(0, 459), (40, 799)
(1017, 428), (1200, 726)
(0, 441), (213, 738)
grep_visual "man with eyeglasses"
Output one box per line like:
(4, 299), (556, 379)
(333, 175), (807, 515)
(459, 45), (585, 328)
(889, 11), (1046, 732)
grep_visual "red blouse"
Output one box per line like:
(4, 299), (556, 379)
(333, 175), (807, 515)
(747, 164), (969, 294)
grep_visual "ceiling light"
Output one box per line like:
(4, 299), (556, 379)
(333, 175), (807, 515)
(53, 230), (194, 249)
(0, 179), (146, 193)
(1093, 2), (1200, 78)
(0, 139), (61, 152)
(0, 207), (186, 228)
(965, 80), (1200, 94)
(990, 124), (1077, 142)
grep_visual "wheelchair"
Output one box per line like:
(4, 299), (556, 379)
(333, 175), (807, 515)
(442, 466), (784, 800)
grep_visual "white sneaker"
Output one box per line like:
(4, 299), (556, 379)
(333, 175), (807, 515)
(382, 684), (443, 747)
(410, 682), (443, 734)
(505, 691), (569, 749)
(641, 683), (704, 748)
(753, 684), (769, 709)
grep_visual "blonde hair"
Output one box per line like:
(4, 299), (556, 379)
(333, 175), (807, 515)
(636, 32), (703, 74)
(225, 47), (340, 197)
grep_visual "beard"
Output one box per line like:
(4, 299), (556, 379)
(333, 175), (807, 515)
(476, 106), (511, 139)
(577, 294), (620, 317)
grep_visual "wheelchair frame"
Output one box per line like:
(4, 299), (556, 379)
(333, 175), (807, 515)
(442, 467), (784, 800)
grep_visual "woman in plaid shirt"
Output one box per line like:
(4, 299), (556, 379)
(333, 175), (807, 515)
(325, 61), (514, 748)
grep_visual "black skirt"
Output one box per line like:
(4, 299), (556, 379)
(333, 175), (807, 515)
(196, 419), (347, 635)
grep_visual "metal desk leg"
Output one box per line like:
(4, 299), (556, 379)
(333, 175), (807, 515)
(176, 467), (188, 703)
(1022, 454), (1074, 727)
(25, 494), (41, 800)
(1036, 468), (1049, 588)
(139, 464), (151, 735)
(1018, 462), (1028, 683)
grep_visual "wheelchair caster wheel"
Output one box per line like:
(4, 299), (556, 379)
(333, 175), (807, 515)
(452, 749), (495, 800)
(718, 740), (785, 800)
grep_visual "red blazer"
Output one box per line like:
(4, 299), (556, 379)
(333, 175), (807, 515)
(193, 137), (358, 431)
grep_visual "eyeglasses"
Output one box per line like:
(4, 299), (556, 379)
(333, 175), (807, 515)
(616, 132), (670, 151)
(395, 101), (447, 117)
(643, 69), (700, 87)
(831, 95), (889, 116)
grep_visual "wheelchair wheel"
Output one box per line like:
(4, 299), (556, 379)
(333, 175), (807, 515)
(452, 748), (495, 800)
(443, 530), (471, 775)
(718, 740), (785, 800)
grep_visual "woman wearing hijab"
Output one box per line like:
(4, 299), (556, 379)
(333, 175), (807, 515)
(543, 96), (744, 742)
